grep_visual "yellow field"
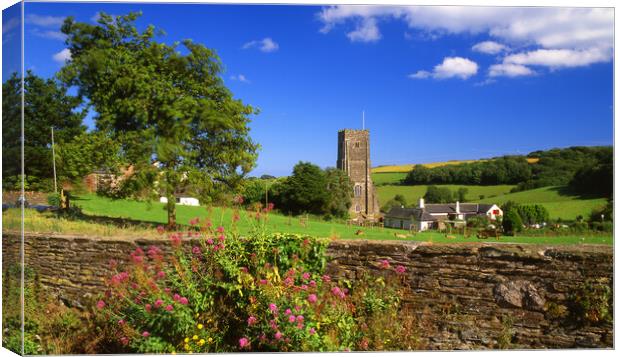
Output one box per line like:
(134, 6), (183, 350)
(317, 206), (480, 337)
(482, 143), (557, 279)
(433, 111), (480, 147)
(372, 157), (540, 173)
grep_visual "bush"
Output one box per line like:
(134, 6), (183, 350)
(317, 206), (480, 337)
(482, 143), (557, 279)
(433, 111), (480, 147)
(93, 212), (418, 352)
(502, 210), (523, 235)
(47, 192), (61, 206)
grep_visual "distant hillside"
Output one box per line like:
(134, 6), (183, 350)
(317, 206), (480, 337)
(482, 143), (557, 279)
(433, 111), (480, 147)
(373, 158), (539, 173)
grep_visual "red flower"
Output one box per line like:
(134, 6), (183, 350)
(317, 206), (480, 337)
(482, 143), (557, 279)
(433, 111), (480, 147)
(395, 265), (406, 274)
(96, 300), (106, 309)
(307, 294), (318, 304)
(239, 337), (250, 349)
(142, 331), (150, 337)
(216, 226), (225, 233)
(179, 297), (188, 305)
(165, 304), (174, 312)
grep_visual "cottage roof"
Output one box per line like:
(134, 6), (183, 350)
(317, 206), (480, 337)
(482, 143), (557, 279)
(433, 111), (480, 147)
(386, 202), (500, 222)
(385, 206), (438, 222)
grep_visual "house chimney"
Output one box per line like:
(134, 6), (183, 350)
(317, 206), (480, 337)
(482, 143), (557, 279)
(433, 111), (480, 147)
(419, 198), (425, 209)
(456, 201), (460, 214)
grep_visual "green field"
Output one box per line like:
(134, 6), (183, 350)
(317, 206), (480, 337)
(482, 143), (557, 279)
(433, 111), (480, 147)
(2, 192), (610, 245)
(376, 184), (516, 206)
(372, 172), (407, 185)
(478, 186), (608, 221)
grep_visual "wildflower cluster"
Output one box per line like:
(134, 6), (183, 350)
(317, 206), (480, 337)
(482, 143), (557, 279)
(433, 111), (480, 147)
(94, 215), (417, 353)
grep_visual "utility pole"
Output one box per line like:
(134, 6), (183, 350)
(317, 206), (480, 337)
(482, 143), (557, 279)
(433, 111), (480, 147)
(51, 127), (57, 193)
(362, 110), (365, 130)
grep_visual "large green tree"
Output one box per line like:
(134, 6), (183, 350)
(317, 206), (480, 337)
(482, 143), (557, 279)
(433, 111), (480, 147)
(59, 12), (259, 227)
(2, 71), (85, 191)
(276, 162), (329, 216)
(323, 168), (352, 219)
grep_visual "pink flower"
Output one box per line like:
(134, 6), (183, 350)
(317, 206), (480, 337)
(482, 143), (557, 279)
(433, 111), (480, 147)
(269, 303), (278, 313)
(154, 299), (164, 308)
(269, 320), (278, 330)
(192, 246), (201, 255)
(395, 265), (406, 274)
(120, 336), (129, 345)
(300, 284), (308, 290)
(295, 305), (302, 312)
(307, 294), (318, 304)
(331, 287), (345, 299)
(283, 277), (294, 287)
(131, 255), (143, 264)
(302, 272), (311, 280)
(217, 226), (225, 233)
(189, 217), (200, 226)
(296, 315), (304, 323)
(206, 238), (214, 245)
(164, 288), (171, 293)
(379, 259), (390, 269)
(321, 275), (331, 282)
(145, 304), (152, 312)
(173, 293), (181, 301)
(118, 319), (125, 325)
(240, 267), (249, 273)
(165, 304), (174, 312)
(239, 337), (250, 349)
(169, 233), (181, 246)
(157, 225), (165, 234)
(142, 331), (150, 337)
(247, 316), (257, 326)
(218, 234), (225, 243)
(288, 315), (296, 323)
(156, 271), (166, 279)
(309, 328), (316, 335)
(179, 297), (188, 305)
(309, 280), (317, 288)
(274, 332), (283, 340)
(284, 308), (292, 316)
(96, 300), (105, 309)
(259, 279), (268, 285)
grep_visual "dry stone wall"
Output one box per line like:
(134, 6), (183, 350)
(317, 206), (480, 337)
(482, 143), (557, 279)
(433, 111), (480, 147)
(2, 232), (613, 350)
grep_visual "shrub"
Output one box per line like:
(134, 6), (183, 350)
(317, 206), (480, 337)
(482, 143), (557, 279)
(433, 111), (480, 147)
(93, 213), (418, 352)
(47, 192), (61, 207)
(568, 280), (612, 325)
(502, 210), (523, 235)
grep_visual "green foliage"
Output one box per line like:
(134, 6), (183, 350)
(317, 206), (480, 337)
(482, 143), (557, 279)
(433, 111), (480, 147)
(381, 194), (408, 213)
(56, 131), (124, 184)
(2, 71), (86, 190)
(47, 193), (61, 206)
(568, 280), (612, 325)
(589, 199), (613, 223)
(455, 187), (468, 202)
(502, 210), (523, 235)
(59, 12), (259, 226)
(275, 162), (328, 216)
(423, 185), (453, 204)
(242, 179), (270, 207)
(322, 168), (353, 219)
(404, 156), (531, 186)
(94, 217), (418, 353)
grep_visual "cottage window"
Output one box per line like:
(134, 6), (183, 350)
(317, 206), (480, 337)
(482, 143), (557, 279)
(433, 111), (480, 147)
(354, 185), (362, 197)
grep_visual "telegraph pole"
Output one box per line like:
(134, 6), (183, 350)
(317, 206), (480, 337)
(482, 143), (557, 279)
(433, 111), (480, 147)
(51, 127), (57, 193)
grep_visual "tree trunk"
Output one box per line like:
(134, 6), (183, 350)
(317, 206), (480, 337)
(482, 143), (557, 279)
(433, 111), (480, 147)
(167, 192), (176, 229)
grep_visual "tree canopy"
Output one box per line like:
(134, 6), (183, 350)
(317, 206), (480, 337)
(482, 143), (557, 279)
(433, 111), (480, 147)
(59, 12), (259, 226)
(2, 71), (86, 191)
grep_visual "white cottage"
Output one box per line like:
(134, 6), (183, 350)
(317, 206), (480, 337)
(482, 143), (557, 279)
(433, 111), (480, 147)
(384, 198), (503, 232)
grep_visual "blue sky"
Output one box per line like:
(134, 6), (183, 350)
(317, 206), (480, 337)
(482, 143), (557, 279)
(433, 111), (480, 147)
(3, 3), (614, 176)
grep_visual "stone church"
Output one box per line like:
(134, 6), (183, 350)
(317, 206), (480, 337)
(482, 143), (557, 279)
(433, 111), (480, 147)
(337, 129), (380, 222)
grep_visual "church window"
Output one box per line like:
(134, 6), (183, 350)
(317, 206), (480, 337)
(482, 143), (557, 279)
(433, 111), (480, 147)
(354, 185), (362, 197)
(355, 204), (361, 212)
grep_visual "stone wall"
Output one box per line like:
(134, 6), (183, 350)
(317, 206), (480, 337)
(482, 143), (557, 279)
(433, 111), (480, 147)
(2, 232), (613, 349)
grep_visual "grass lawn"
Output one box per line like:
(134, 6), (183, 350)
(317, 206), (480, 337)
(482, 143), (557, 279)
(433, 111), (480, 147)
(376, 184), (515, 206)
(371, 172), (407, 185)
(478, 186), (608, 221)
(2, 193), (611, 245)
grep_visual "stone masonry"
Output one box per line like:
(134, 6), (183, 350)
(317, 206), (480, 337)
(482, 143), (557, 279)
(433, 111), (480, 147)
(2, 232), (613, 350)
(337, 129), (380, 221)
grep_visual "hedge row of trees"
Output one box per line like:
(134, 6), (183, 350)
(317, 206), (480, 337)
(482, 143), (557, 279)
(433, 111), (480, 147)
(402, 147), (612, 198)
(500, 201), (550, 234)
(242, 162), (353, 220)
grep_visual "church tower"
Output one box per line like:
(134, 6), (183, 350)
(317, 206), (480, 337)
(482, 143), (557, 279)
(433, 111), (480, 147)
(337, 129), (380, 221)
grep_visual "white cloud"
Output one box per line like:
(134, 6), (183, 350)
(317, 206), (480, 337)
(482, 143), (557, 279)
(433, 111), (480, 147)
(488, 63), (535, 77)
(502, 48), (611, 69)
(472, 41), (508, 54)
(433, 57), (478, 79)
(31, 28), (66, 41)
(242, 37), (279, 53)
(52, 48), (72, 64)
(408, 70), (431, 79)
(230, 74), (250, 83)
(410, 57), (478, 80)
(25, 14), (65, 27)
(3, 17), (19, 35)
(318, 6), (613, 75)
(347, 18), (381, 42)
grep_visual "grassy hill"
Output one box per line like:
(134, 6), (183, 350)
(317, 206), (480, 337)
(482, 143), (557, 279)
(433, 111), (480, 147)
(478, 186), (608, 221)
(376, 184), (515, 206)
